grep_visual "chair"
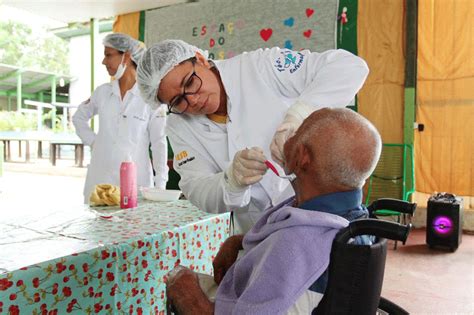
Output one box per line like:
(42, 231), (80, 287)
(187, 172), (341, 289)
(313, 199), (414, 315)
(365, 144), (415, 247)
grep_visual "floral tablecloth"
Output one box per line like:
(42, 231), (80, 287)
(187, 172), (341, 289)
(0, 200), (229, 314)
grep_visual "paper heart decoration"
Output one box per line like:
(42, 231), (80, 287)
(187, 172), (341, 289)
(303, 29), (312, 38)
(284, 40), (293, 49)
(260, 28), (273, 41)
(283, 17), (294, 27)
(306, 8), (315, 18)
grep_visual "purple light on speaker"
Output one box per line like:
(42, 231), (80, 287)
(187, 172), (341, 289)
(432, 215), (453, 235)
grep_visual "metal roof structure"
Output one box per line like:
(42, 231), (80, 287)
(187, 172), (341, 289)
(0, 63), (73, 96)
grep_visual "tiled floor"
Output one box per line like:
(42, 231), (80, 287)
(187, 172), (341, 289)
(383, 228), (474, 314)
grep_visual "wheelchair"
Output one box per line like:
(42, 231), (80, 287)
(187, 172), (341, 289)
(313, 198), (416, 315)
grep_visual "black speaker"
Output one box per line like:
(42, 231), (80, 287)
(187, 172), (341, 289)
(426, 193), (463, 251)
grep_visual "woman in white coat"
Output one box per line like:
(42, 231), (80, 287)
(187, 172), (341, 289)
(137, 40), (368, 233)
(73, 33), (168, 204)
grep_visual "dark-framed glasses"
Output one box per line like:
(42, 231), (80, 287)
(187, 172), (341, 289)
(168, 58), (202, 114)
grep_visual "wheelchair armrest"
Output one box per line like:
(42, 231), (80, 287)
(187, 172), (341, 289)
(335, 219), (412, 244)
(368, 198), (417, 216)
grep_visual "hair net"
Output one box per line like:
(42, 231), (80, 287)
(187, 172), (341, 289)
(103, 33), (146, 64)
(136, 39), (208, 109)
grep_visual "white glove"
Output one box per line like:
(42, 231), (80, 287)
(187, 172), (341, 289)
(270, 101), (315, 167)
(225, 147), (267, 190)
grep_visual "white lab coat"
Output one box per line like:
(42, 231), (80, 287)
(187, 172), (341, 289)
(166, 47), (369, 233)
(73, 80), (168, 203)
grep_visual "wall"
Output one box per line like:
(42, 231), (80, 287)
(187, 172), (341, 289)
(145, 0), (338, 57)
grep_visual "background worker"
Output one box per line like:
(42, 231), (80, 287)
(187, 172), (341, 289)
(73, 33), (168, 204)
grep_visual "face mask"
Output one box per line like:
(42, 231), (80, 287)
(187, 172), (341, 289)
(113, 54), (127, 80)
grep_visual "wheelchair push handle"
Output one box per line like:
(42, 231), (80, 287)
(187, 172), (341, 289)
(336, 219), (412, 244)
(368, 198), (417, 216)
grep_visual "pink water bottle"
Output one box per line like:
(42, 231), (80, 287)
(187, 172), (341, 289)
(120, 155), (137, 209)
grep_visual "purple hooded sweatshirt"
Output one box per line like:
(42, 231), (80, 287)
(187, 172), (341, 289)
(214, 198), (349, 314)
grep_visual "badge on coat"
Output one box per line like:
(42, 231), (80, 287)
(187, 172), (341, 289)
(274, 50), (304, 74)
(175, 150), (195, 167)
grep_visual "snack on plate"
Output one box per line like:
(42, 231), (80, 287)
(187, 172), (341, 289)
(89, 184), (120, 206)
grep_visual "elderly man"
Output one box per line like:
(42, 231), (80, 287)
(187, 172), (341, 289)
(166, 107), (382, 314)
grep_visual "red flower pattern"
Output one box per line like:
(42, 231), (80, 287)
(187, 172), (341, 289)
(0, 278), (13, 291)
(62, 287), (72, 297)
(55, 263), (67, 274)
(82, 263), (89, 273)
(8, 305), (19, 315)
(32, 277), (40, 288)
(106, 272), (114, 282)
(101, 250), (110, 260)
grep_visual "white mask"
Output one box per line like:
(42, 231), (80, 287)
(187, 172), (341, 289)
(113, 54), (127, 80)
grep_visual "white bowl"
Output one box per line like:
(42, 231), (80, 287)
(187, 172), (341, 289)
(141, 188), (182, 201)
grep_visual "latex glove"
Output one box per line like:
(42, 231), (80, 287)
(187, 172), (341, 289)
(270, 114), (301, 168)
(225, 147), (267, 190)
(213, 234), (244, 284)
(270, 101), (315, 167)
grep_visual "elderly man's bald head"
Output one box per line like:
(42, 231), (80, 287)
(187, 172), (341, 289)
(284, 108), (381, 190)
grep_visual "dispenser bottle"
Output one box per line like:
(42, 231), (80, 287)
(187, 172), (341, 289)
(120, 155), (137, 209)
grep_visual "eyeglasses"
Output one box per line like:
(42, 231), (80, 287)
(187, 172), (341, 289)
(167, 58), (202, 114)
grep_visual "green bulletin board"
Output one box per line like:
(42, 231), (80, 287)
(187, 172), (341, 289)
(337, 0), (358, 111)
(337, 0), (358, 54)
(145, 0), (339, 58)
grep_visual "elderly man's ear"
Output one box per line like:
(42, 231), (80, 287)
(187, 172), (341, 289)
(287, 143), (311, 175)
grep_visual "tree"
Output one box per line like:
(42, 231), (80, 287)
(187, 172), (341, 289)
(0, 20), (69, 74)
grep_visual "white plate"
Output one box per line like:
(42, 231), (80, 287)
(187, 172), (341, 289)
(141, 188), (182, 201)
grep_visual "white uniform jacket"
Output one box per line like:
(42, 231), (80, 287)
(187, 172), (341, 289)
(166, 48), (369, 233)
(73, 80), (168, 203)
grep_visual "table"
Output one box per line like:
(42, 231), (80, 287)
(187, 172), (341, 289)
(0, 131), (85, 167)
(49, 136), (84, 167)
(0, 131), (53, 163)
(0, 199), (229, 314)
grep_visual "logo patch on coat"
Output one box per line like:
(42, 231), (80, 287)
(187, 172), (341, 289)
(274, 50), (304, 73)
(175, 151), (188, 161)
(175, 150), (195, 166)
